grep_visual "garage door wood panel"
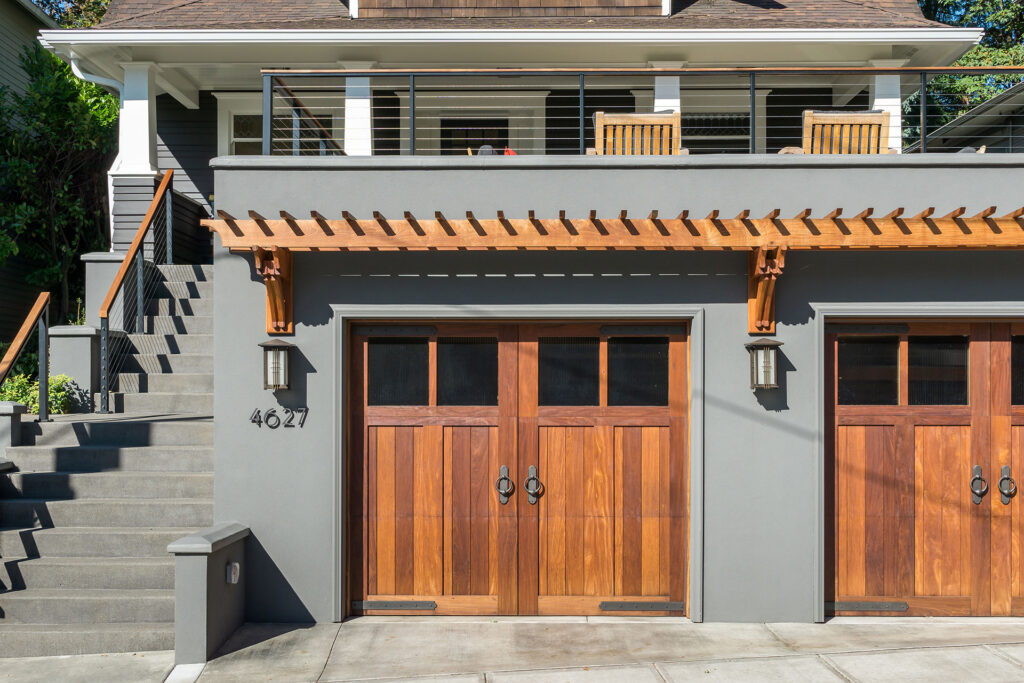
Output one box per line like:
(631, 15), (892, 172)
(830, 322), (1023, 617)
(353, 322), (688, 617)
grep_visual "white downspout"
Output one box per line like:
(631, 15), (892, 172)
(70, 56), (123, 249)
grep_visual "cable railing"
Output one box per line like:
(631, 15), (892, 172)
(0, 292), (51, 422)
(97, 170), (174, 414)
(257, 67), (1024, 157)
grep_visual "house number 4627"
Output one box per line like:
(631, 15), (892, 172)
(250, 408), (309, 429)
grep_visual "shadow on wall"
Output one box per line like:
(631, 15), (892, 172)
(245, 535), (315, 623)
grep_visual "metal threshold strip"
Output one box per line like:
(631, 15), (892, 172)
(599, 601), (686, 612)
(352, 600), (438, 611)
(826, 601), (909, 612)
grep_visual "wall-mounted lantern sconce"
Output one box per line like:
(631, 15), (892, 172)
(745, 338), (783, 390)
(259, 339), (295, 390)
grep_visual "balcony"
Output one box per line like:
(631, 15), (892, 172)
(250, 67), (1024, 157)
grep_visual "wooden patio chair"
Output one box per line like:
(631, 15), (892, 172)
(800, 110), (893, 154)
(590, 112), (687, 155)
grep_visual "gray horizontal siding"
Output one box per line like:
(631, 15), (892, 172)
(157, 92), (217, 212)
(0, 0), (44, 96)
(112, 176), (212, 264)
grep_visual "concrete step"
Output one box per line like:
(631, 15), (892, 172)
(145, 315), (212, 335)
(120, 353), (213, 374)
(127, 333), (213, 356)
(2, 445), (213, 473)
(0, 526), (197, 558)
(2, 556), (173, 590)
(121, 392), (212, 415)
(0, 498), (213, 528)
(0, 588), (174, 624)
(3, 472), (213, 500)
(116, 372), (213, 394)
(145, 296), (213, 317)
(0, 623), (174, 657)
(154, 280), (212, 300)
(155, 264), (213, 283)
(22, 416), (213, 447)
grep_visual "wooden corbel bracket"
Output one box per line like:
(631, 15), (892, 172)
(748, 246), (787, 334)
(253, 247), (293, 335)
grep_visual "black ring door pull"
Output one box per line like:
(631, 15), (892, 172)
(494, 465), (514, 505)
(970, 465), (989, 505)
(524, 465), (543, 505)
(999, 465), (1018, 505)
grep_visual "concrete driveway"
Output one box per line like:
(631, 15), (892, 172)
(6, 617), (1024, 682)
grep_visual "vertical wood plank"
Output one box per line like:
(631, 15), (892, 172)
(845, 426), (866, 598)
(547, 427), (567, 596)
(864, 427), (885, 596)
(971, 323), (992, 615)
(443, 426), (454, 596)
(470, 426), (490, 595)
(990, 324), (1012, 614)
(488, 424), (500, 597)
(375, 426), (396, 595)
(659, 422), (671, 596)
(916, 426), (942, 596)
(415, 425), (443, 596)
(585, 426), (614, 596)
(894, 419), (916, 597)
(641, 427), (661, 595)
(538, 427), (549, 597)
(614, 426), (624, 596)
(452, 427), (471, 595)
(565, 427), (585, 595)
(621, 427), (643, 596)
(394, 427), (416, 595)
(367, 425), (378, 596)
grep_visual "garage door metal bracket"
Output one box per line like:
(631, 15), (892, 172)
(352, 600), (437, 611)
(599, 601), (686, 612)
(825, 601), (908, 612)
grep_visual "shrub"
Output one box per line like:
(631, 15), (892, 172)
(0, 373), (83, 414)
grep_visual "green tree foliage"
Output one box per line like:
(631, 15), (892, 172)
(0, 46), (118, 320)
(0, 373), (82, 414)
(32, 0), (109, 28)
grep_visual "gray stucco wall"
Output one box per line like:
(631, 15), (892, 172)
(211, 155), (1024, 623)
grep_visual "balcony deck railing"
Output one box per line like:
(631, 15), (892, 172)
(256, 66), (1024, 158)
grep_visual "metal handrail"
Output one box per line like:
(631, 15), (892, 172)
(98, 169), (175, 413)
(261, 65), (1024, 156)
(0, 292), (51, 421)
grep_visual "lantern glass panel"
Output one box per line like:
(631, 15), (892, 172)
(265, 347), (289, 390)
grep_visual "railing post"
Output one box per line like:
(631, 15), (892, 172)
(919, 71), (928, 154)
(409, 75), (416, 156)
(99, 317), (109, 414)
(578, 73), (586, 155)
(37, 309), (48, 422)
(165, 173), (174, 264)
(262, 74), (273, 156)
(292, 107), (300, 156)
(136, 256), (145, 334)
(749, 72), (757, 154)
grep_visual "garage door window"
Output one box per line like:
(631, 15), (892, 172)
(908, 336), (968, 405)
(1013, 337), (1024, 405)
(837, 337), (899, 405)
(538, 338), (599, 406)
(608, 337), (669, 406)
(367, 338), (429, 405)
(437, 338), (499, 406)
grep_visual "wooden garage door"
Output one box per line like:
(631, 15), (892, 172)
(827, 322), (1024, 616)
(349, 323), (689, 616)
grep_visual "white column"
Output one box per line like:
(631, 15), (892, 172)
(649, 61), (685, 113)
(111, 62), (158, 175)
(342, 62), (375, 156)
(869, 59), (907, 154)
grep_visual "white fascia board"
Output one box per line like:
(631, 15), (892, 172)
(39, 27), (983, 47)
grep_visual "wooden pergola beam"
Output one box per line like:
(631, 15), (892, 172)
(203, 206), (1024, 252)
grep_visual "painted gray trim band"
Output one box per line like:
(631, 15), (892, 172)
(210, 154), (1024, 172)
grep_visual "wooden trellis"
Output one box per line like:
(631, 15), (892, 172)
(203, 206), (1024, 334)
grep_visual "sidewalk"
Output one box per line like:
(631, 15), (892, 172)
(5, 617), (1024, 682)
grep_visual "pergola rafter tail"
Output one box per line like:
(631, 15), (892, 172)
(202, 206), (1024, 335)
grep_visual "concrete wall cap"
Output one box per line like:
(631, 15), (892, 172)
(0, 460), (14, 472)
(0, 402), (28, 416)
(211, 153), (1024, 172)
(48, 325), (99, 337)
(81, 252), (127, 263)
(168, 521), (250, 555)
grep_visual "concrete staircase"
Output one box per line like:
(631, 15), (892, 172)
(0, 264), (213, 657)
